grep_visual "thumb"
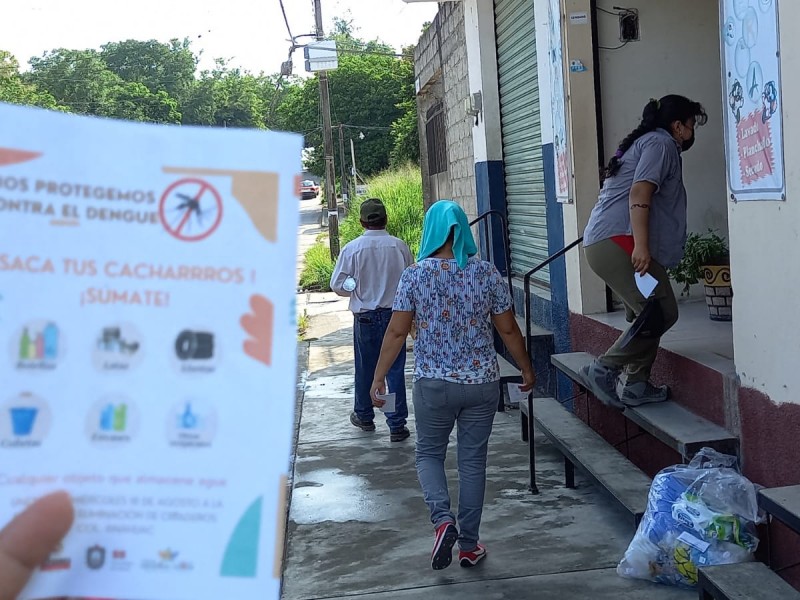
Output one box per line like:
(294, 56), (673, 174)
(0, 491), (74, 600)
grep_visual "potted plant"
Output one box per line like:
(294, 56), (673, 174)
(668, 230), (732, 322)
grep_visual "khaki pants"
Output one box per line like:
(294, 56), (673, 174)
(584, 239), (679, 382)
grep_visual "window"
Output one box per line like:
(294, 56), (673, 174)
(425, 102), (447, 175)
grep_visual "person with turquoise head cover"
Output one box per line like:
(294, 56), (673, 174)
(416, 199), (478, 268)
(370, 200), (535, 570)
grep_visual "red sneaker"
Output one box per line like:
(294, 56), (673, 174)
(459, 543), (487, 568)
(431, 522), (458, 570)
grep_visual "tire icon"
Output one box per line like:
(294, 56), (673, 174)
(175, 331), (214, 360)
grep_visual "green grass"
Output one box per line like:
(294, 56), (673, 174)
(300, 164), (424, 292)
(300, 164), (425, 292)
(297, 309), (309, 340)
(339, 163), (424, 255)
(299, 238), (336, 291)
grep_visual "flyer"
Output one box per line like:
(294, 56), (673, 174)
(0, 103), (301, 599)
(720, 0), (785, 201)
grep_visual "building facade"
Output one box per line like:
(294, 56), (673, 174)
(413, 0), (799, 586)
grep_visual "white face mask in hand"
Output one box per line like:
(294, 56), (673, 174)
(343, 276), (356, 292)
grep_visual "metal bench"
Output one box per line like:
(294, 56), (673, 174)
(550, 352), (739, 460)
(698, 562), (800, 599)
(520, 396), (651, 528)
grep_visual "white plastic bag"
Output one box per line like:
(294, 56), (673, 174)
(617, 448), (763, 589)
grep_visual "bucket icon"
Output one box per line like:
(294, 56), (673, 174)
(10, 407), (38, 436)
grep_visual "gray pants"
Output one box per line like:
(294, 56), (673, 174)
(584, 238), (679, 382)
(413, 378), (499, 552)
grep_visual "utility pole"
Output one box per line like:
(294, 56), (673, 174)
(350, 138), (358, 199)
(338, 124), (348, 206)
(314, 0), (339, 258)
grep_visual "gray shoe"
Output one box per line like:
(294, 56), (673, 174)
(579, 361), (624, 410)
(620, 381), (670, 407)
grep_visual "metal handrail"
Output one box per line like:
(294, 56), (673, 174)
(520, 236), (583, 495)
(522, 237), (583, 362)
(469, 210), (513, 295)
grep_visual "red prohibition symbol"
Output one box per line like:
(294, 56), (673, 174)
(159, 178), (224, 241)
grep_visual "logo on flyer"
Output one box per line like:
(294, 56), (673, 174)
(86, 545), (106, 570)
(41, 543), (71, 571)
(142, 548), (193, 572)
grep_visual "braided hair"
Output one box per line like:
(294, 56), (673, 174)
(603, 94), (707, 182)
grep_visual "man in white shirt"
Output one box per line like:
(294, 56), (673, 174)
(330, 198), (414, 441)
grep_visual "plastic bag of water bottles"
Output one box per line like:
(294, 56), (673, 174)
(617, 447), (763, 589)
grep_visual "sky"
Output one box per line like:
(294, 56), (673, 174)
(1, 0), (438, 74)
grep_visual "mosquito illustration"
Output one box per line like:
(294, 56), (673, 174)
(166, 191), (219, 234)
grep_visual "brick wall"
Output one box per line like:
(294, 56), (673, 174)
(413, 3), (476, 216)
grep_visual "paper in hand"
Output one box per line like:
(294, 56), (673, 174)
(635, 272), (658, 298)
(377, 393), (396, 413)
(506, 383), (529, 404)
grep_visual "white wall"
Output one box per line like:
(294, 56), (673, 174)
(534, 0), (554, 145)
(464, 0), (503, 164)
(596, 0), (728, 249)
(561, 0), (605, 315)
(730, 0), (800, 405)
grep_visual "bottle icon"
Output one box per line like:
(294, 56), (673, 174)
(19, 328), (31, 360)
(180, 403), (198, 430)
(99, 404), (127, 432)
(43, 323), (58, 360)
(99, 404), (115, 431)
(34, 333), (44, 360)
(113, 404), (127, 432)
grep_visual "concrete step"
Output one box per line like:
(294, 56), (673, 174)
(515, 315), (552, 339)
(551, 352), (739, 459)
(759, 485), (800, 534)
(498, 316), (555, 398)
(699, 562), (800, 599)
(522, 397), (651, 529)
(498, 353), (523, 380)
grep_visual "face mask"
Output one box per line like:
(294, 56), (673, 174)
(681, 132), (695, 152)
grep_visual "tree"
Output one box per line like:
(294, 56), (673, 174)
(390, 98), (420, 167)
(182, 60), (279, 128)
(111, 81), (181, 123)
(276, 31), (415, 177)
(0, 50), (62, 110)
(25, 49), (124, 116)
(100, 38), (197, 106)
(389, 46), (420, 166)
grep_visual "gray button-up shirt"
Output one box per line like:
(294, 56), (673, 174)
(584, 128), (687, 268)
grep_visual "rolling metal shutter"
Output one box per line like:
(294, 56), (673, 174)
(494, 0), (549, 285)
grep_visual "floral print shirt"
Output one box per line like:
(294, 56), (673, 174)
(393, 257), (512, 384)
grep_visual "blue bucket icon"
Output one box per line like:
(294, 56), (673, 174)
(10, 407), (38, 436)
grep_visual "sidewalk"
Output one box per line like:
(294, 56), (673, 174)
(283, 294), (692, 600)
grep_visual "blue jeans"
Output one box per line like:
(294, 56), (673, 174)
(353, 308), (408, 431)
(412, 378), (498, 551)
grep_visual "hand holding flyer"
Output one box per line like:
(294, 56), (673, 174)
(0, 103), (301, 600)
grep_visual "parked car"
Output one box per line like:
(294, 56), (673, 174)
(300, 180), (319, 200)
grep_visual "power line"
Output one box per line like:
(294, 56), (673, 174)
(277, 0), (296, 44)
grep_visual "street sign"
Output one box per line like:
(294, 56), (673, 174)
(304, 40), (338, 72)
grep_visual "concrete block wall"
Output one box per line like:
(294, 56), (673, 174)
(441, 2), (476, 219)
(414, 14), (441, 209)
(414, 2), (476, 216)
